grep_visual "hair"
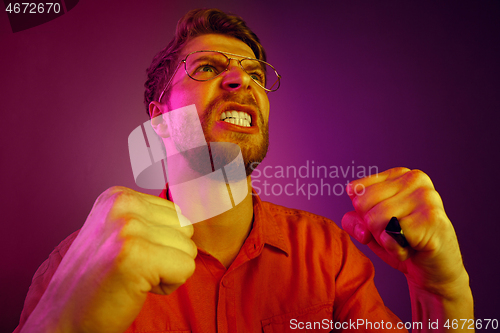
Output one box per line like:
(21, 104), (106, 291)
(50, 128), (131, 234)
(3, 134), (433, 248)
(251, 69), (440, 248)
(144, 8), (266, 116)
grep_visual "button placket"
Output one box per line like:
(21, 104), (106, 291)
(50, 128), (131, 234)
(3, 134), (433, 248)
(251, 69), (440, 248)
(217, 273), (236, 332)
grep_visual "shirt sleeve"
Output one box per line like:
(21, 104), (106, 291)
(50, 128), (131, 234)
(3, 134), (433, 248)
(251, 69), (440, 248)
(332, 230), (409, 332)
(13, 230), (80, 333)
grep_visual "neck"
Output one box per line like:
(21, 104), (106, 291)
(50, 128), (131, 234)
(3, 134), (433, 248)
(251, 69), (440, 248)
(191, 177), (254, 268)
(162, 135), (255, 268)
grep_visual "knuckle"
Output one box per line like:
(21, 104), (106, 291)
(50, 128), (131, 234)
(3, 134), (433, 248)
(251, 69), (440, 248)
(95, 187), (117, 205)
(341, 212), (355, 231)
(394, 248), (410, 262)
(115, 236), (142, 267)
(106, 188), (141, 212)
(183, 257), (196, 278)
(394, 167), (411, 175)
(190, 243), (198, 258)
(369, 200), (390, 220)
(119, 216), (143, 235)
(171, 251), (196, 284)
(173, 229), (197, 257)
(364, 210), (376, 230)
(352, 194), (367, 212)
(400, 169), (426, 188)
(410, 169), (433, 186)
(411, 168), (427, 178)
(183, 224), (195, 237)
(421, 206), (446, 224)
(112, 189), (134, 203)
(413, 187), (442, 206)
(173, 254), (196, 284)
(103, 186), (129, 197)
(97, 186), (135, 207)
(405, 170), (419, 183)
(188, 222), (195, 232)
(364, 201), (390, 231)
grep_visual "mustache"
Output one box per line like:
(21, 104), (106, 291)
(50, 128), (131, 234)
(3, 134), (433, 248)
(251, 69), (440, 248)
(203, 92), (262, 122)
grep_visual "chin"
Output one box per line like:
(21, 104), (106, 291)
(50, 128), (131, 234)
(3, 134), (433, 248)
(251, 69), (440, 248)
(203, 118), (270, 177)
(242, 141), (269, 177)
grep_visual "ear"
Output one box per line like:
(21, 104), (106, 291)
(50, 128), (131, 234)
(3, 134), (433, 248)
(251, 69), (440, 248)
(149, 101), (170, 138)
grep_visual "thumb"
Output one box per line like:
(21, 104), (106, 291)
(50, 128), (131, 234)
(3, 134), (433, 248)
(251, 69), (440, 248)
(341, 211), (373, 245)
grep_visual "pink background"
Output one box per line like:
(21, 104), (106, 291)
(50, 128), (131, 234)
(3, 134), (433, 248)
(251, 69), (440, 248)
(1, 1), (499, 331)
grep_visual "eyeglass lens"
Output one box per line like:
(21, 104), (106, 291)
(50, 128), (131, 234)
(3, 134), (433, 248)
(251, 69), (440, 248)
(185, 51), (280, 91)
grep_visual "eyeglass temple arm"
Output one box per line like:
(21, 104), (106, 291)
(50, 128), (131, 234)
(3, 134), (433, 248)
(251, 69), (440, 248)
(158, 60), (184, 103)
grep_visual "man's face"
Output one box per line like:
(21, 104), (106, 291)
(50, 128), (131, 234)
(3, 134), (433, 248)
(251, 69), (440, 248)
(165, 34), (270, 176)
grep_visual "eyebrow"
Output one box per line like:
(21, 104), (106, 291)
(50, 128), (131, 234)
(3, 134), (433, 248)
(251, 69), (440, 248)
(189, 55), (219, 63)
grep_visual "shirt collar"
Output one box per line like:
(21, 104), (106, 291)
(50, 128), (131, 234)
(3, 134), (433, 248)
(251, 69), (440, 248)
(249, 188), (289, 256)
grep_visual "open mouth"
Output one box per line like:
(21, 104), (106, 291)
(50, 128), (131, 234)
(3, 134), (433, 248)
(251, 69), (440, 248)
(215, 102), (259, 134)
(219, 111), (252, 127)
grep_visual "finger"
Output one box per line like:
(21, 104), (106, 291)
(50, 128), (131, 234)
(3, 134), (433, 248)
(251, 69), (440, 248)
(136, 201), (194, 235)
(139, 198), (191, 232)
(363, 194), (446, 262)
(148, 225), (197, 258)
(357, 194), (417, 260)
(151, 282), (185, 295)
(135, 190), (182, 213)
(361, 190), (416, 235)
(122, 221), (197, 258)
(362, 184), (443, 236)
(129, 242), (196, 295)
(398, 205), (449, 253)
(341, 211), (374, 245)
(106, 188), (192, 230)
(342, 210), (413, 264)
(157, 247), (196, 285)
(366, 235), (415, 269)
(376, 226), (413, 262)
(350, 169), (435, 216)
(347, 167), (411, 199)
(116, 206), (193, 239)
(104, 186), (181, 212)
(133, 191), (189, 227)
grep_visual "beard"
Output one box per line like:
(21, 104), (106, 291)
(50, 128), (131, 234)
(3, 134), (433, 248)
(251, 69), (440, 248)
(201, 93), (269, 177)
(168, 92), (269, 180)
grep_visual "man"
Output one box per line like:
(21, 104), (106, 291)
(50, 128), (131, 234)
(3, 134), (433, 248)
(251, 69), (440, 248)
(16, 8), (473, 333)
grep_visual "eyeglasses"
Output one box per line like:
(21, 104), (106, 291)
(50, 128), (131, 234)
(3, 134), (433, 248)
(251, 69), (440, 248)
(158, 50), (281, 102)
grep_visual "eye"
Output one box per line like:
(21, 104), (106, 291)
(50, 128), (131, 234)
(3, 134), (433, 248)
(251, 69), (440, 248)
(249, 72), (265, 84)
(190, 63), (221, 79)
(196, 64), (216, 73)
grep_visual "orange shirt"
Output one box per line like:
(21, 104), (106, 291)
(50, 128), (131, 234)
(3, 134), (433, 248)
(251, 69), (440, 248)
(15, 191), (407, 332)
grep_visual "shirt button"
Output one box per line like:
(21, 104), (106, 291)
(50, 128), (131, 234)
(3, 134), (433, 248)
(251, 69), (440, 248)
(222, 278), (231, 288)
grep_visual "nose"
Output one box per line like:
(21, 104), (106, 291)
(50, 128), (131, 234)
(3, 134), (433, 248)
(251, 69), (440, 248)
(221, 59), (252, 92)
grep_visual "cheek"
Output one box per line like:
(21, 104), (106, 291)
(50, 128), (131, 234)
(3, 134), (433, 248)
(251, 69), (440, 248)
(259, 96), (270, 122)
(169, 82), (209, 110)
(170, 91), (193, 109)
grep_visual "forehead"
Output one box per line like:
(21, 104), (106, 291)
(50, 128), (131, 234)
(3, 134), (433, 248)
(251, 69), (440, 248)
(180, 34), (256, 59)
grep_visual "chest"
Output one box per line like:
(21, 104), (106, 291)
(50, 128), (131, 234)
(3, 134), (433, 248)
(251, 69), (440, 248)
(125, 248), (337, 333)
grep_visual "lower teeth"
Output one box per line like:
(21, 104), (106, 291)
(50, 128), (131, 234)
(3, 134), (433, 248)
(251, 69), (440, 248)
(224, 118), (250, 127)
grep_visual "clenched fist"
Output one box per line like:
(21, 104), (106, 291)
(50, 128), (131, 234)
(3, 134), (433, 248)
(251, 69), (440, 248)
(21, 186), (197, 333)
(341, 168), (468, 296)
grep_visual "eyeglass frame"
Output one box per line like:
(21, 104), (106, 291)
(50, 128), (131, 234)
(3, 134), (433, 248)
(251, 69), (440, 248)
(158, 50), (281, 103)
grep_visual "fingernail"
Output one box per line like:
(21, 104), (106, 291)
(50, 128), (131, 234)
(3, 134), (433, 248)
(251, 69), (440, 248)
(354, 224), (364, 242)
(346, 183), (353, 195)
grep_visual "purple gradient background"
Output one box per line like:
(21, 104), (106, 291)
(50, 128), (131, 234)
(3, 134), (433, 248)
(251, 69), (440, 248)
(1, 1), (499, 331)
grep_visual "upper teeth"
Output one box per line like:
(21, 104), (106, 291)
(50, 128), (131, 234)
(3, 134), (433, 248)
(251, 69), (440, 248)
(220, 111), (252, 127)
